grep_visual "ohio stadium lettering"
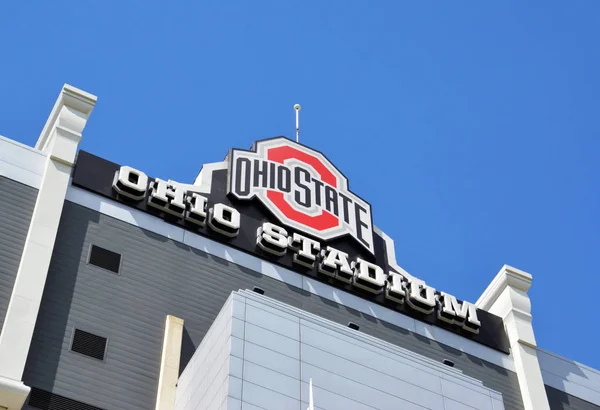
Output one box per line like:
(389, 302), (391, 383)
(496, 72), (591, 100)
(111, 165), (481, 334)
(256, 221), (481, 334)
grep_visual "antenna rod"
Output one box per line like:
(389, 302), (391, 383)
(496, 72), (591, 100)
(294, 104), (301, 143)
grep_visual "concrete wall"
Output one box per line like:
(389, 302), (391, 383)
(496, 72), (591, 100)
(178, 290), (508, 410)
(0, 177), (37, 333)
(22, 201), (525, 410)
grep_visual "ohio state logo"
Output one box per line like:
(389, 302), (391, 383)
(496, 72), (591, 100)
(228, 137), (375, 254)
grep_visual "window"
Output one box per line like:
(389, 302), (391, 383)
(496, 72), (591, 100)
(71, 328), (108, 361)
(88, 244), (121, 274)
(28, 388), (105, 410)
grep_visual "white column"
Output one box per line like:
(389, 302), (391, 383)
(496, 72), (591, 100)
(476, 265), (550, 410)
(156, 315), (185, 410)
(0, 84), (96, 410)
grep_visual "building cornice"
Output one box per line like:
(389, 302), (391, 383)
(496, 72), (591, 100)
(476, 264), (532, 311)
(35, 84), (97, 165)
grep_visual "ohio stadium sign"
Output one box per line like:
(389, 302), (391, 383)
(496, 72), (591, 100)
(228, 138), (374, 254)
(72, 137), (511, 352)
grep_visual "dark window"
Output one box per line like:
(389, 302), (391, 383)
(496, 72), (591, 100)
(28, 388), (105, 410)
(443, 359), (455, 367)
(71, 329), (107, 361)
(88, 245), (121, 274)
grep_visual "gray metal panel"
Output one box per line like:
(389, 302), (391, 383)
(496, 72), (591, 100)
(300, 292), (525, 410)
(0, 176), (37, 333)
(547, 385), (600, 410)
(176, 298), (234, 410)
(180, 292), (507, 410)
(23, 201), (525, 410)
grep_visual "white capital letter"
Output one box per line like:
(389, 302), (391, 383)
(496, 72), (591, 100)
(208, 203), (240, 237)
(319, 246), (353, 283)
(352, 258), (385, 294)
(385, 272), (407, 304)
(148, 178), (187, 217)
(257, 223), (288, 256)
(438, 292), (481, 334)
(406, 278), (436, 314)
(112, 166), (148, 200)
(185, 193), (208, 226)
(289, 233), (320, 268)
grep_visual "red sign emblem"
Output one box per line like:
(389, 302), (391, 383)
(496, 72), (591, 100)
(229, 138), (374, 253)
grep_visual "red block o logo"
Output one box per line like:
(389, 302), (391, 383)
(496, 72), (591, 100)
(229, 137), (375, 254)
(266, 145), (339, 231)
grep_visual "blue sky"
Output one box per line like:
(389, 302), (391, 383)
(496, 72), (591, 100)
(1, 2), (599, 369)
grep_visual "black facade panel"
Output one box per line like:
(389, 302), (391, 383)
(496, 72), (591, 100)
(547, 385), (600, 410)
(0, 176), (37, 333)
(23, 201), (525, 410)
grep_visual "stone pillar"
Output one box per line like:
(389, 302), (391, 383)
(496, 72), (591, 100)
(0, 84), (96, 410)
(476, 265), (550, 410)
(156, 315), (185, 410)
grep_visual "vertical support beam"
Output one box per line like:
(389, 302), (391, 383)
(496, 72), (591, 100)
(476, 265), (551, 410)
(0, 84), (96, 410)
(156, 315), (184, 410)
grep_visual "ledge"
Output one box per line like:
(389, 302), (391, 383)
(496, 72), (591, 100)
(476, 265), (532, 311)
(35, 84), (97, 153)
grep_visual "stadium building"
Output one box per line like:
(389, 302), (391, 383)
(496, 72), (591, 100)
(0, 84), (598, 410)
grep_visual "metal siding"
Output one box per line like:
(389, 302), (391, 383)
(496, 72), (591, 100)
(24, 201), (525, 410)
(0, 176), (37, 333)
(301, 293), (525, 410)
(180, 292), (508, 410)
(547, 385), (600, 410)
